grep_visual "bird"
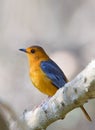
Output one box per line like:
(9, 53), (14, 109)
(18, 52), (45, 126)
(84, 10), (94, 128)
(19, 45), (91, 121)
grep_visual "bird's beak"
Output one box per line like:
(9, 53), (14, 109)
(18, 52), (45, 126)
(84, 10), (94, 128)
(19, 48), (27, 53)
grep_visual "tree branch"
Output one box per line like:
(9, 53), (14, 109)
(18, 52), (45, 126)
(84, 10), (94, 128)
(23, 60), (95, 130)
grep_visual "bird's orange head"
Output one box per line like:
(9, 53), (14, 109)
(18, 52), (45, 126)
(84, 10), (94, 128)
(19, 46), (49, 65)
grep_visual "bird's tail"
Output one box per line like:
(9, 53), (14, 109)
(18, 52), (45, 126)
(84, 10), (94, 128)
(80, 106), (92, 121)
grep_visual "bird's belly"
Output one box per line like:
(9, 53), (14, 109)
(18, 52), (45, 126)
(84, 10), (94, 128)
(30, 71), (57, 96)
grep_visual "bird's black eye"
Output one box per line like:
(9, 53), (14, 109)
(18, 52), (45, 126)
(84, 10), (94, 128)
(31, 49), (35, 54)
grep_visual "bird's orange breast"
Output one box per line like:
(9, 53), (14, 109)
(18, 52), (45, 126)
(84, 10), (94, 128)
(29, 62), (58, 96)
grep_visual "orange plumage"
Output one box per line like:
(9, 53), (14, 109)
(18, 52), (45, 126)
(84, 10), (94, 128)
(25, 46), (58, 96)
(19, 45), (91, 121)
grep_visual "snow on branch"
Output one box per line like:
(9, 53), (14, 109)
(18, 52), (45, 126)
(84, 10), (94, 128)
(23, 60), (95, 130)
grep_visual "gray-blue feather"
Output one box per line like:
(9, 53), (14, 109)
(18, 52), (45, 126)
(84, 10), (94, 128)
(41, 60), (67, 89)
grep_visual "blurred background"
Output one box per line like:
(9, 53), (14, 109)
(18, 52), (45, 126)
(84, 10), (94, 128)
(0, 0), (95, 130)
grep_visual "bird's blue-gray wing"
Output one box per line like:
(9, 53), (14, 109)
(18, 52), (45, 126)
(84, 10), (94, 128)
(41, 60), (67, 89)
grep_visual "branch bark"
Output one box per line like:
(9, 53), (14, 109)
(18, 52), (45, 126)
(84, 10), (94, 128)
(23, 60), (95, 130)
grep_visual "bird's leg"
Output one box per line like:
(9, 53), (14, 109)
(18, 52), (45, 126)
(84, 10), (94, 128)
(31, 96), (51, 111)
(40, 96), (51, 107)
